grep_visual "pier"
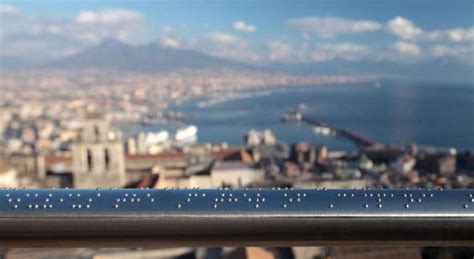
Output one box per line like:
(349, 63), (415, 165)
(300, 116), (375, 147)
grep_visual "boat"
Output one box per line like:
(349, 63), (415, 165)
(175, 125), (198, 142)
(145, 131), (169, 146)
(281, 111), (302, 122)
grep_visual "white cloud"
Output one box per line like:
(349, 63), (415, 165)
(233, 21), (256, 32)
(391, 41), (421, 56)
(312, 43), (371, 62)
(431, 44), (474, 64)
(206, 32), (239, 44)
(287, 17), (381, 38)
(387, 16), (423, 40)
(267, 40), (307, 62)
(160, 36), (181, 49)
(189, 32), (260, 62)
(387, 16), (474, 43)
(0, 4), (18, 15)
(447, 27), (474, 42)
(76, 9), (143, 24)
(266, 40), (371, 63)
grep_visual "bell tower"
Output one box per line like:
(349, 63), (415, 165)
(71, 113), (126, 188)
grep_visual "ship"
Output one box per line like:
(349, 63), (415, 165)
(313, 125), (335, 136)
(175, 125), (198, 143)
(281, 111), (302, 122)
(145, 130), (169, 146)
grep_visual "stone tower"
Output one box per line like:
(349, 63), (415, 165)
(71, 113), (126, 188)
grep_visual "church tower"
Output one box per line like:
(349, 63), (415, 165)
(71, 113), (126, 188)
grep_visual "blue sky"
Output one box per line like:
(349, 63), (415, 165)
(1, 0), (473, 66)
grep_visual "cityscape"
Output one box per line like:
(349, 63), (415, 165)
(1, 0), (473, 258)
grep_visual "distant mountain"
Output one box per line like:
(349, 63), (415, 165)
(46, 39), (252, 72)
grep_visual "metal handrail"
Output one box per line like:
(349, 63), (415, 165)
(0, 188), (473, 247)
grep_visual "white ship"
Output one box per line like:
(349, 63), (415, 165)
(145, 131), (169, 146)
(313, 126), (334, 136)
(175, 125), (198, 143)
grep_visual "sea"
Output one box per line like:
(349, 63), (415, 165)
(122, 80), (474, 151)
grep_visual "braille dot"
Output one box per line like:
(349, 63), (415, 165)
(113, 204), (119, 209)
(34, 205), (39, 209)
(5, 194), (10, 198)
(261, 198), (265, 202)
(48, 193), (53, 197)
(86, 204), (90, 209)
(202, 193), (206, 197)
(11, 204), (18, 209)
(97, 193), (101, 197)
(282, 204), (287, 208)
(255, 204), (259, 208)
(48, 204), (53, 209)
(25, 194), (30, 197)
(76, 194), (81, 197)
(377, 204), (382, 208)
(59, 198), (64, 202)
(125, 194), (129, 197)
(27, 204), (32, 209)
(88, 198), (93, 202)
(176, 204), (182, 209)
(234, 198), (238, 202)
(284, 193), (287, 197)
(248, 198), (252, 202)
(364, 204), (369, 208)
(288, 198), (293, 202)
(213, 204), (218, 209)
(463, 204), (468, 209)
(45, 198), (49, 203)
(131, 198), (135, 202)
(417, 198), (422, 202)
(7, 198), (12, 203)
(133, 194), (137, 197)
(136, 198), (141, 202)
(150, 198), (155, 202)
(405, 204), (410, 209)
(329, 204), (334, 209)
(297, 198), (301, 202)
(147, 194), (151, 197)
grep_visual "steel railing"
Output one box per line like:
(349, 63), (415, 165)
(0, 188), (473, 247)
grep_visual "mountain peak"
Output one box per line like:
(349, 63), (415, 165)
(45, 39), (250, 72)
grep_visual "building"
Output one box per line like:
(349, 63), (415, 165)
(0, 159), (20, 188)
(71, 113), (126, 188)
